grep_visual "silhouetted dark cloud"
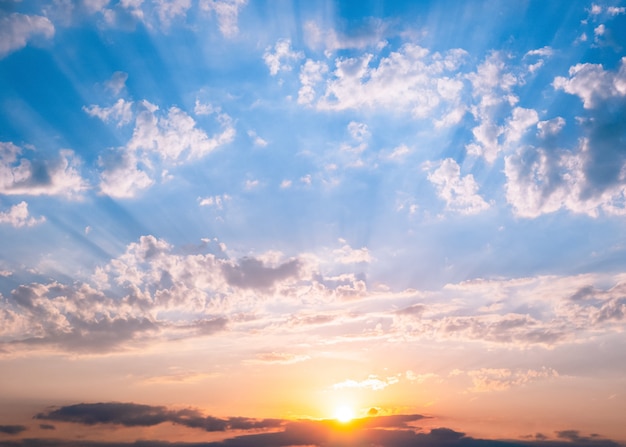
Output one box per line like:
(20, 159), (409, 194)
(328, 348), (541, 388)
(35, 402), (284, 433)
(0, 425), (26, 435)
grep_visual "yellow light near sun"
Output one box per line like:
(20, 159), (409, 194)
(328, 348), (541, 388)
(334, 405), (355, 423)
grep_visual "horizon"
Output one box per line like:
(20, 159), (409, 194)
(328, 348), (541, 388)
(1, 0), (626, 446)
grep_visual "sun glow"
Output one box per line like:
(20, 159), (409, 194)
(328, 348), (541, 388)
(334, 405), (355, 423)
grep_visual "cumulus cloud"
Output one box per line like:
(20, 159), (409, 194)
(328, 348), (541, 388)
(0, 201), (45, 228)
(0, 142), (87, 198)
(96, 100), (234, 198)
(553, 58), (626, 109)
(427, 158), (490, 215)
(263, 38), (303, 76)
(83, 99), (133, 126)
(315, 44), (468, 120)
(0, 13), (55, 58)
(333, 239), (373, 264)
(506, 59), (626, 217)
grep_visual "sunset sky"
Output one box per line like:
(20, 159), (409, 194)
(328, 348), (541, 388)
(1, 0), (626, 446)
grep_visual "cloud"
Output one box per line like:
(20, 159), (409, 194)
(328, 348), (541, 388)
(314, 44), (468, 120)
(506, 59), (626, 218)
(0, 13), (55, 58)
(0, 142), (87, 198)
(36, 402), (284, 432)
(84, 99), (133, 126)
(467, 367), (558, 392)
(97, 100), (234, 198)
(427, 158), (490, 215)
(263, 38), (303, 76)
(0, 424), (27, 435)
(251, 352), (310, 364)
(222, 257), (301, 290)
(0, 201), (45, 228)
(333, 239), (373, 264)
(553, 58), (626, 109)
(200, 0), (247, 38)
(303, 20), (389, 52)
(333, 374), (399, 391)
(104, 71), (128, 95)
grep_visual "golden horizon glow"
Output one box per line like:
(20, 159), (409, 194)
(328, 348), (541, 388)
(334, 405), (355, 423)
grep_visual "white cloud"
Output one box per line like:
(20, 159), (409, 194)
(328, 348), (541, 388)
(83, 98), (133, 126)
(0, 201), (45, 228)
(95, 99), (235, 198)
(467, 367), (558, 393)
(333, 239), (373, 264)
(128, 101), (235, 161)
(263, 38), (303, 76)
(200, 0), (247, 38)
(83, 0), (110, 14)
(537, 117), (565, 138)
(465, 52), (520, 163)
(607, 6), (626, 15)
(303, 20), (388, 52)
(428, 158), (490, 215)
(247, 130), (268, 147)
(504, 140), (626, 218)
(105, 71), (128, 95)
(298, 59), (328, 105)
(279, 179), (292, 189)
(0, 13), (55, 58)
(316, 45), (468, 119)
(333, 374), (398, 391)
(553, 58), (626, 109)
(0, 143), (87, 198)
(98, 149), (153, 198)
(347, 121), (370, 141)
(505, 107), (539, 144)
(199, 194), (231, 209)
(153, 0), (191, 28)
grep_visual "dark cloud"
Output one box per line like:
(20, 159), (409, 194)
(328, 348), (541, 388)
(38, 424), (54, 430)
(35, 403), (284, 433)
(0, 425), (27, 435)
(0, 421), (623, 447)
(222, 257), (300, 289)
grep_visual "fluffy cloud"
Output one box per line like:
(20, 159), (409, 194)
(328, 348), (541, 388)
(0, 13), (55, 58)
(333, 239), (373, 264)
(303, 20), (388, 52)
(0, 201), (45, 228)
(0, 142), (87, 197)
(315, 44), (468, 120)
(392, 273), (626, 348)
(427, 158), (490, 215)
(554, 58), (626, 109)
(506, 59), (626, 217)
(263, 38), (303, 76)
(83, 99), (133, 126)
(97, 100), (234, 198)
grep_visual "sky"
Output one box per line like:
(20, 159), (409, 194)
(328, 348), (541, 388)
(1, 0), (626, 446)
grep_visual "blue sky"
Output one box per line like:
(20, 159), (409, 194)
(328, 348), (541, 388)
(1, 1), (626, 446)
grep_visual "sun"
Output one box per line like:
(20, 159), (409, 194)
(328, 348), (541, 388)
(334, 405), (355, 423)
